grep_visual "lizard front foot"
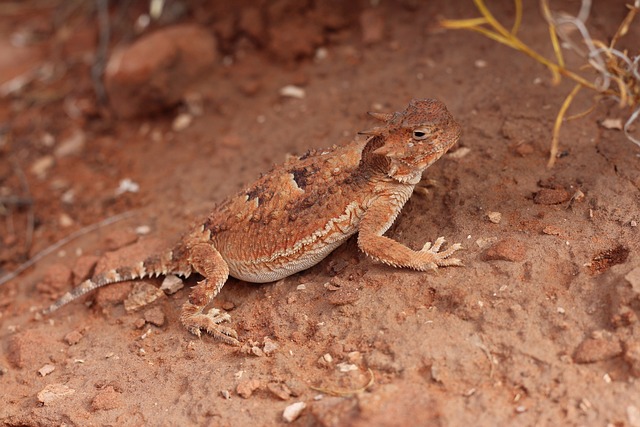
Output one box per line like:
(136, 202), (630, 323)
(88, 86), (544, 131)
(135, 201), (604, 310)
(420, 237), (463, 269)
(181, 304), (241, 346)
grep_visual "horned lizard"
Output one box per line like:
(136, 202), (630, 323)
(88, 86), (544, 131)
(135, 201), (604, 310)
(45, 99), (463, 345)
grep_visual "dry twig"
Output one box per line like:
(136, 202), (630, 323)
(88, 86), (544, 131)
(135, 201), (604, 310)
(441, 0), (640, 167)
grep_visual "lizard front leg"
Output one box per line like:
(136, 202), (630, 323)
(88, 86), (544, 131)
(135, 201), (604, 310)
(180, 243), (240, 346)
(357, 198), (463, 270)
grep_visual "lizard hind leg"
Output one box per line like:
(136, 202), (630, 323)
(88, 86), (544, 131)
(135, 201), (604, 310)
(179, 243), (240, 346)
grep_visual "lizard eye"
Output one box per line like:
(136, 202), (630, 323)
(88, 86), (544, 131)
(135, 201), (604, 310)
(412, 129), (430, 140)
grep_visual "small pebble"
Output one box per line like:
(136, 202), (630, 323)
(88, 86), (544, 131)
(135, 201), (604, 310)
(135, 225), (151, 235)
(30, 155), (55, 178)
(474, 59), (487, 68)
(267, 382), (292, 401)
(160, 275), (184, 295)
(486, 211), (501, 224)
(124, 282), (164, 312)
(37, 384), (75, 405)
(172, 113), (193, 131)
(283, 401), (306, 423)
(143, 307), (166, 326)
(38, 364), (55, 377)
(115, 178), (140, 196)
(336, 362), (358, 373)
(236, 379), (261, 399)
(279, 85), (305, 99)
(263, 338), (279, 355)
(600, 118), (623, 130)
(64, 330), (83, 345)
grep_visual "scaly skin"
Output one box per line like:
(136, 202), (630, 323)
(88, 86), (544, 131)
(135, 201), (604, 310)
(45, 99), (463, 346)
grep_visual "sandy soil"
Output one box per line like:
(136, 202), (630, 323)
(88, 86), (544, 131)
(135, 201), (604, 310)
(1, 1), (639, 426)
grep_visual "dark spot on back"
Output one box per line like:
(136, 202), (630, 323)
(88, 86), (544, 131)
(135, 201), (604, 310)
(290, 165), (318, 189)
(246, 184), (264, 202)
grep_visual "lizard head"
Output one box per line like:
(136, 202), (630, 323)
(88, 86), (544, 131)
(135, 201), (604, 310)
(359, 99), (461, 183)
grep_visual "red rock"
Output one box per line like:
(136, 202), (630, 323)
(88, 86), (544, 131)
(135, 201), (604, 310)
(72, 255), (99, 283)
(239, 7), (265, 43)
(483, 238), (526, 262)
(624, 341), (640, 377)
(360, 9), (385, 44)
(268, 18), (323, 61)
(533, 188), (570, 205)
(36, 264), (72, 297)
(143, 306), (166, 326)
(64, 330), (83, 346)
(236, 378), (261, 399)
(573, 338), (622, 363)
(104, 25), (217, 118)
(103, 228), (138, 251)
(8, 330), (49, 369)
(91, 386), (122, 411)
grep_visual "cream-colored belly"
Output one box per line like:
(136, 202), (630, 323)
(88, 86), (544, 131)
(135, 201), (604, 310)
(226, 231), (355, 283)
(224, 200), (366, 283)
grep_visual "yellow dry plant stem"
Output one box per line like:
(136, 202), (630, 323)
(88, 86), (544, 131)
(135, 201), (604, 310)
(611, 2), (639, 48)
(548, 83), (582, 168)
(565, 101), (598, 121)
(511, 0), (523, 34)
(540, 0), (565, 69)
(440, 0), (602, 90)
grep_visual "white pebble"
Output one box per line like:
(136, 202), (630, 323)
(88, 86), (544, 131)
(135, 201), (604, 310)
(279, 85), (306, 99)
(283, 401), (306, 423)
(172, 113), (193, 131)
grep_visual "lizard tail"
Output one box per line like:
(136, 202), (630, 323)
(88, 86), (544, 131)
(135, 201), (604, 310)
(43, 247), (193, 315)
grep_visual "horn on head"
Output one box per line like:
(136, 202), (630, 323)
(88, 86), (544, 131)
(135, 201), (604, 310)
(367, 111), (394, 122)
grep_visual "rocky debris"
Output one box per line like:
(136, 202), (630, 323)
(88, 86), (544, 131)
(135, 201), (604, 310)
(588, 246), (630, 275)
(533, 188), (570, 205)
(263, 337), (279, 355)
(30, 155), (54, 178)
(37, 364), (55, 377)
(573, 336), (623, 363)
(624, 341), (640, 377)
(359, 8), (385, 44)
(64, 330), (83, 346)
(104, 24), (217, 118)
(95, 282), (134, 308)
(72, 255), (99, 283)
(486, 211), (502, 224)
(268, 18), (323, 62)
(124, 282), (165, 312)
(143, 307), (166, 327)
(625, 267), (640, 294)
(35, 264), (72, 297)
(37, 384), (75, 406)
(236, 379), (261, 399)
(267, 382), (293, 400)
(283, 401), (306, 423)
(160, 275), (184, 294)
(239, 7), (265, 43)
(91, 386), (122, 411)
(483, 238), (526, 262)
(365, 350), (403, 374)
(54, 129), (85, 157)
(103, 229), (139, 251)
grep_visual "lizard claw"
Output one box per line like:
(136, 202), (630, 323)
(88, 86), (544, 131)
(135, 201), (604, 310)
(420, 237), (463, 269)
(181, 305), (241, 346)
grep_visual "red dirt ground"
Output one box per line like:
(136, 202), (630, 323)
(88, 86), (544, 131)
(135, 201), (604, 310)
(1, 1), (639, 426)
